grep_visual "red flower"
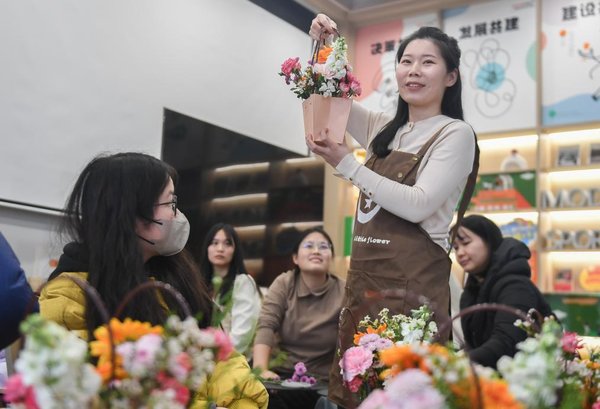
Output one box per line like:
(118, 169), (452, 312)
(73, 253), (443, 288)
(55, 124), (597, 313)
(346, 376), (363, 393)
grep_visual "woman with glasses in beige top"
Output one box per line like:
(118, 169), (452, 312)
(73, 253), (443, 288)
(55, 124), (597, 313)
(253, 227), (345, 409)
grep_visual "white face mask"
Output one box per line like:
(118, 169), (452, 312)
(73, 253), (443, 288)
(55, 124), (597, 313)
(143, 210), (190, 256)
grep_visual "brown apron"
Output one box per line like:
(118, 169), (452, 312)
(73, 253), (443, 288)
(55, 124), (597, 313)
(328, 122), (479, 408)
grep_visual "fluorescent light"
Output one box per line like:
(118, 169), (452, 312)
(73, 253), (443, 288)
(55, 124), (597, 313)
(277, 221), (322, 229)
(213, 162), (269, 174)
(235, 225), (266, 233)
(548, 251), (600, 262)
(211, 193), (268, 205)
(477, 135), (538, 150)
(546, 129), (600, 142)
(546, 209), (600, 220)
(547, 168), (600, 181)
(284, 157), (319, 164)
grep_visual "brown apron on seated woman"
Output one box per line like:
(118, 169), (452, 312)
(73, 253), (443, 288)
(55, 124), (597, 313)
(328, 122), (479, 408)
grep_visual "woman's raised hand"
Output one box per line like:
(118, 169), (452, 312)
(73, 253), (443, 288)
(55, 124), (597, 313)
(306, 129), (351, 168)
(309, 13), (338, 41)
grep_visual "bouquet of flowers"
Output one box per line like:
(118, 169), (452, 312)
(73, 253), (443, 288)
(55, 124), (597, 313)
(91, 315), (232, 408)
(497, 318), (600, 409)
(355, 312), (600, 409)
(280, 36), (361, 100)
(5, 314), (233, 409)
(340, 306), (438, 400)
(279, 36), (361, 144)
(281, 362), (317, 387)
(4, 314), (102, 409)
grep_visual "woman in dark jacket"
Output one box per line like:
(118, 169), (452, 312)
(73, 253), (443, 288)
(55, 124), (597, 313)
(454, 215), (553, 368)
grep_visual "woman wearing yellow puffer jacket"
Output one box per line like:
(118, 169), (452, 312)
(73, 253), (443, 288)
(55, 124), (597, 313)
(39, 152), (268, 409)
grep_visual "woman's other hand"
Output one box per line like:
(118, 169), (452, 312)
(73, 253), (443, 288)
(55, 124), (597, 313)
(259, 369), (281, 380)
(306, 129), (351, 168)
(309, 13), (338, 41)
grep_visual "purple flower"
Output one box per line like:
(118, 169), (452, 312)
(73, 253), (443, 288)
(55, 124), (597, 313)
(294, 362), (307, 376)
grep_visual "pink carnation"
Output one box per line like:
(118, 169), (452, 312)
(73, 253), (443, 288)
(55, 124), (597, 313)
(561, 332), (580, 354)
(592, 400), (600, 409)
(205, 328), (233, 361)
(4, 374), (39, 409)
(281, 57), (301, 80)
(340, 346), (373, 381)
(157, 371), (190, 405)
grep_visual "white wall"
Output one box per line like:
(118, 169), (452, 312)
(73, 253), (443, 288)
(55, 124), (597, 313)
(0, 0), (311, 210)
(0, 0), (312, 278)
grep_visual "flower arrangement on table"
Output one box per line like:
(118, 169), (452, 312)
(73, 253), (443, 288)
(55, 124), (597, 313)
(5, 314), (233, 409)
(348, 307), (600, 409)
(340, 305), (438, 400)
(279, 36), (361, 144)
(282, 362), (317, 387)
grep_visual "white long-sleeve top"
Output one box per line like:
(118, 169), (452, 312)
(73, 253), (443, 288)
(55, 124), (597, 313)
(219, 274), (262, 355)
(336, 101), (476, 249)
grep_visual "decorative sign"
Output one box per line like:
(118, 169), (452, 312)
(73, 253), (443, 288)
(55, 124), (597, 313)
(579, 265), (600, 292)
(443, 0), (537, 133)
(542, 0), (600, 126)
(470, 171), (536, 211)
(354, 13), (439, 116)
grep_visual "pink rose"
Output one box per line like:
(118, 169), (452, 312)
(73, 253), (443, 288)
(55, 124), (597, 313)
(591, 400), (600, 409)
(340, 346), (373, 381)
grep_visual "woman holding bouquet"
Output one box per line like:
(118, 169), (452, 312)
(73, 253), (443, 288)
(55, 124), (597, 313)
(200, 222), (262, 357)
(307, 14), (479, 406)
(39, 152), (268, 409)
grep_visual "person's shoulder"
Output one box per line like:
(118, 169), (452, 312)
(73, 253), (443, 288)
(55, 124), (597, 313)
(40, 272), (88, 298)
(328, 272), (346, 286)
(440, 117), (475, 137)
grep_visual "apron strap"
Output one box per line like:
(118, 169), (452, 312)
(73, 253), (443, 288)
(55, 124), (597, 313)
(448, 130), (480, 254)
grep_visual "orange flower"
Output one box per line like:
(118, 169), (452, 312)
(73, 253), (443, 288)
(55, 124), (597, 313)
(353, 323), (387, 345)
(379, 345), (429, 375)
(317, 46), (333, 63)
(475, 378), (524, 409)
(90, 318), (163, 383)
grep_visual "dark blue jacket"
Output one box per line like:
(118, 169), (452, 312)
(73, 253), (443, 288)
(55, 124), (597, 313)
(0, 232), (38, 349)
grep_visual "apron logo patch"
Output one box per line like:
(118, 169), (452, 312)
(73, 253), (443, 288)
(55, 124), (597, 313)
(357, 196), (381, 224)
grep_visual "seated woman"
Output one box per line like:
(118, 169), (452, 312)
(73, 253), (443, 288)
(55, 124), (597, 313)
(200, 223), (262, 356)
(454, 214), (553, 368)
(39, 152), (268, 409)
(253, 227), (345, 409)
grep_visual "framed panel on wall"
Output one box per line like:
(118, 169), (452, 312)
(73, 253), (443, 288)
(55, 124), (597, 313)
(542, 0), (600, 126)
(443, 0), (537, 134)
(353, 12), (439, 117)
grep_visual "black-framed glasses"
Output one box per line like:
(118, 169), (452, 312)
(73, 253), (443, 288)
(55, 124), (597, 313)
(300, 241), (332, 251)
(155, 194), (178, 216)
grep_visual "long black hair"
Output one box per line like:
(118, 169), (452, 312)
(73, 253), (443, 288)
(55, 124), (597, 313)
(371, 26), (464, 157)
(200, 223), (248, 300)
(291, 227), (335, 274)
(59, 152), (211, 336)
